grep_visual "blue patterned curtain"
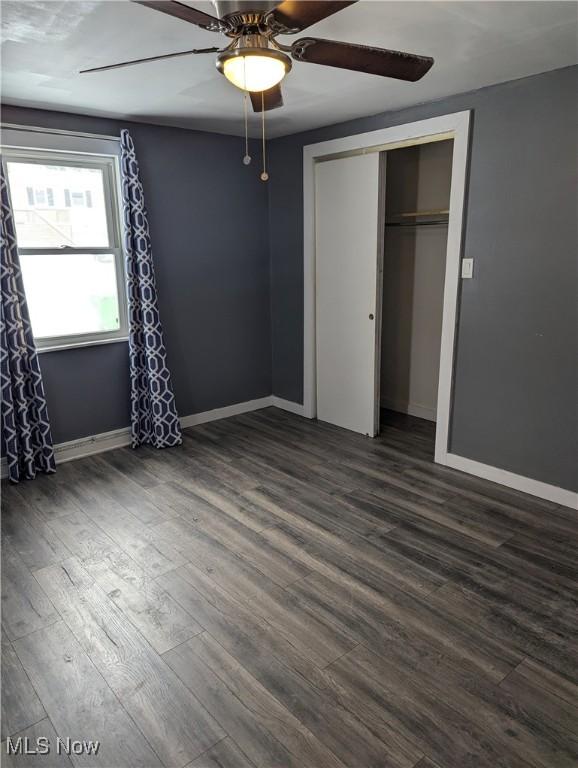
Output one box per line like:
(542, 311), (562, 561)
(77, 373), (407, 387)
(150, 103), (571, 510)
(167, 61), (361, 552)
(120, 129), (182, 449)
(0, 161), (56, 482)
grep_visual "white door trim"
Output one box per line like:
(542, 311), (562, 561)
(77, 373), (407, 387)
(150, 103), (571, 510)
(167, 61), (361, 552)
(303, 110), (471, 466)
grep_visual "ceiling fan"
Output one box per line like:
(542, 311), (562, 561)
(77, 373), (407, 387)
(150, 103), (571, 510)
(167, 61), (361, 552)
(81, 1), (434, 112)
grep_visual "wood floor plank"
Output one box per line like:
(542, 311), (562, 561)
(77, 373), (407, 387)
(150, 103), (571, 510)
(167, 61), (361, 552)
(1, 544), (59, 641)
(431, 581), (578, 684)
(85, 549), (203, 654)
(13, 622), (162, 767)
(185, 482), (276, 532)
(371, 520), (578, 635)
(245, 482), (395, 541)
(82, 456), (171, 525)
(246, 584), (358, 668)
(512, 658), (578, 709)
(402, 462), (560, 515)
(220, 423), (356, 497)
(2, 487), (71, 572)
(341, 458), (451, 503)
(186, 738), (254, 768)
(35, 559), (226, 767)
(413, 759), (443, 768)
(287, 569), (522, 684)
(259, 516), (444, 601)
(76, 501), (186, 577)
(2, 719), (74, 767)
(156, 564), (330, 691)
(404, 471), (578, 539)
(44, 510), (117, 567)
(145, 480), (274, 533)
(229, 437), (357, 498)
(343, 620), (578, 767)
(14, 473), (81, 521)
(158, 566), (419, 768)
(326, 645), (533, 768)
(1, 643), (46, 740)
(179, 448), (259, 496)
(4, 408), (575, 768)
(164, 633), (347, 768)
(99, 447), (163, 491)
(342, 488), (512, 548)
(175, 502), (311, 588)
(499, 532), (578, 585)
(499, 664), (578, 739)
(151, 518), (281, 603)
(57, 458), (169, 528)
(140, 440), (256, 499)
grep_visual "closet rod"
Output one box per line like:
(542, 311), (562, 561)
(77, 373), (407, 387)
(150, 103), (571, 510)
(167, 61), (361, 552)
(393, 208), (449, 218)
(385, 220), (448, 227)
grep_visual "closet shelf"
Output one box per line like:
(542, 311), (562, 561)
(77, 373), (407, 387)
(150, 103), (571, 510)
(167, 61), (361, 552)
(385, 208), (449, 227)
(385, 207), (449, 228)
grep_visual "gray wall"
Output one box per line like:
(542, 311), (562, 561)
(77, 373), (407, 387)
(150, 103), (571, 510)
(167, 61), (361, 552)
(4, 66), (577, 492)
(268, 65), (578, 491)
(2, 105), (272, 444)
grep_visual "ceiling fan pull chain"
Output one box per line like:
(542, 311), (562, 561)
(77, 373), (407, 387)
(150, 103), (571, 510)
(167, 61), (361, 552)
(260, 91), (269, 182)
(243, 90), (251, 165)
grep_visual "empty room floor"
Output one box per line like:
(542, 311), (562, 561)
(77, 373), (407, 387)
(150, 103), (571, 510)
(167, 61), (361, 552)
(2, 407), (577, 768)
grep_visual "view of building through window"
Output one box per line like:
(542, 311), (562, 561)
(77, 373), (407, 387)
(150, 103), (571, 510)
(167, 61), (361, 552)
(6, 159), (123, 341)
(8, 162), (109, 248)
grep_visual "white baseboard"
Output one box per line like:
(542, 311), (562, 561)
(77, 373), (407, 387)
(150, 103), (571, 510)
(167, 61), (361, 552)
(445, 452), (578, 510)
(53, 426), (132, 464)
(0, 425), (133, 479)
(381, 398), (436, 422)
(3, 397), (574, 511)
(0, 395), (308, 479)
(180, 396), (272, 429)
(270, 396), (307, 416)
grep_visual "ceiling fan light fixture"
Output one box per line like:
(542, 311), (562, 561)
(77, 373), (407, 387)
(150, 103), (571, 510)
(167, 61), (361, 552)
(217, 48), (291, 92)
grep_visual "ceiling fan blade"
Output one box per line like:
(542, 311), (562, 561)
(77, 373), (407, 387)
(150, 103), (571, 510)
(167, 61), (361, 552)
(269, 1), (357, 33)
(291, 38), (433, 82)
(131, 1), (226, 31)
(250, 85), (284, 112)
(80, 47), (220, 74)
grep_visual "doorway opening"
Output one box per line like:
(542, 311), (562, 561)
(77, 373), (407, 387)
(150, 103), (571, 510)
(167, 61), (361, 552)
(378, 139), (454, 446)
(304, 111), (471, 466)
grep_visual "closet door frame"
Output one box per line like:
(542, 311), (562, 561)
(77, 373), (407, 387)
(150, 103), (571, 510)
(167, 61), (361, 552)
(303, 111), (471, 466)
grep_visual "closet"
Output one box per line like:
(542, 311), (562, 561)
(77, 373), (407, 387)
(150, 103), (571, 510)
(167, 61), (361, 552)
(314, 137), (453, 438)
(380, 140), (453, 425)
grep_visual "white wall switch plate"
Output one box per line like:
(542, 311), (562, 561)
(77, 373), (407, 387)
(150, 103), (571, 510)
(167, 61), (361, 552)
(461, 258), (474, 279)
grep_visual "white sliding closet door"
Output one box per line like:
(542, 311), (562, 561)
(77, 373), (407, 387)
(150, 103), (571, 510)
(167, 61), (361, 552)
(315, 152), (381, 436)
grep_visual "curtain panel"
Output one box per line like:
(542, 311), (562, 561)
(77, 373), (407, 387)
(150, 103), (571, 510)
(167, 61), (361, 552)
(119, 129), (182, 449)
(0, 160), (56, 482)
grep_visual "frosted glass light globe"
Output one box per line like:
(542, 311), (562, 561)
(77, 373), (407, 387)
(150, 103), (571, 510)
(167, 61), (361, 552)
(223, 54), (287, 92)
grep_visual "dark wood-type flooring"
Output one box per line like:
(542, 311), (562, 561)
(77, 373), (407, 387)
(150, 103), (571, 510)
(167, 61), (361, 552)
(2, 407), (577, 768)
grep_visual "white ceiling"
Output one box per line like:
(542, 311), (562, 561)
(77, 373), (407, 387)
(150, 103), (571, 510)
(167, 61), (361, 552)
(2, 1), (577, 138)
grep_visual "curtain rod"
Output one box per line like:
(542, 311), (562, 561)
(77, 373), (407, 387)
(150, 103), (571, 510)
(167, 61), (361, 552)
(0, 122), (119, 142)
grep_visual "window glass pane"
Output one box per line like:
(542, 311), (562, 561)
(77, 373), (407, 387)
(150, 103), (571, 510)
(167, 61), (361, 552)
(20, 253), (121, 339)
(6, 161), (110, 248)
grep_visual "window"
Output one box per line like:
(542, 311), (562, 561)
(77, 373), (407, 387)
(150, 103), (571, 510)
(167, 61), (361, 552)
(26, 186), (54, 207)
(64, 189), (93, 208)
(3, 149), (128, 350)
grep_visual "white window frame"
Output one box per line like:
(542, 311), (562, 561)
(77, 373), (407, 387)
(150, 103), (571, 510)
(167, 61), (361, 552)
(1, 146), (128, 352)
